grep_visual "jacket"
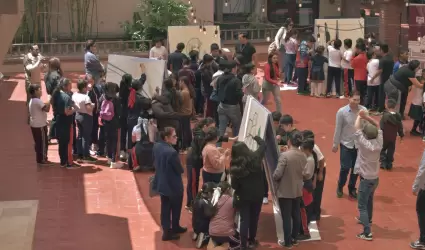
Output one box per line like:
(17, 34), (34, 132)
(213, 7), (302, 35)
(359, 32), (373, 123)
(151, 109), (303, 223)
(128, 92), (152, 121)
(152, 141), (184, 197)
(264, 63), (280, 85)
(209, 194), (235, 237)
(151, 95), (180, 130)
(217, 72), (243, 105)
(88, 83), (104, 114)
(380, 110), (404, 142)
(230, 136), (266, 204)
(200, 66), (214, 97)
(192, 197), (215, 234)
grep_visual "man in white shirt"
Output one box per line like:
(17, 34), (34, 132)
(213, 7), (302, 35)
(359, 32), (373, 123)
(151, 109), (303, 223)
(149, 38), (168, 60)
(366, 51), (381, 111)
(72, 79), (96, 162)
(342, 39), (354, 97)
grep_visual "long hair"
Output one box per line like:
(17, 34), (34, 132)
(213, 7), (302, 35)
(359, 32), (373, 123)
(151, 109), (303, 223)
(230, 140), (258, 178)
(48, 57), (63, 77)
(104, 82), (119, 101)
(163, 78), (180, 111)
(195, 182), (217, 200)
(128, 78), (143, 109)
(267, 53), (277, 79)
(217, 181), (231, 198)
(50, 78), (71, 106)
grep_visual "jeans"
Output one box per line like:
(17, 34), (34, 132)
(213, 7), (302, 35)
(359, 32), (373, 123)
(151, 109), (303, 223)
(343, 68), (354, 96)
(338, 144), (358, 192)
(76, 113), (93, 158)
(186, 164), (201, 206)
(297, 67), (309, 93)
(358, 177), (379, 234)
(417, 189), (425, 242)
(279, 197), (301, 245)
(366, 85), (379, 109)
(217, 103), (242, 141)
(239, 200), (263, 248)
(261, 80), (282, 113)
(104, 121), (119, 162)
(284, 53), (296, 82)
(97, 125), (106, 155)
(312, 167), (326, 220)
(160, 194), (183, 231)
(380, 140), (396, 169)
(180, 116), (192, 150)
(326, 66), (342, 95)
(91, 112), (99, 145)
(202, 170), (222, 184)
(355, 80), (367, 105)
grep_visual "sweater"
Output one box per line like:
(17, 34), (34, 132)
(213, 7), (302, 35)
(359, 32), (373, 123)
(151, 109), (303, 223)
(202, 143), (226, 174)
(209, 194), (235, 237)
(264, 63), (280, 85)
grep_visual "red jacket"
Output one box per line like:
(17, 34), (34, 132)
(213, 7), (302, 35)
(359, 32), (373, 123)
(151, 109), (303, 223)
(264, 63), (280, 85)
(351, 52), (368, 81)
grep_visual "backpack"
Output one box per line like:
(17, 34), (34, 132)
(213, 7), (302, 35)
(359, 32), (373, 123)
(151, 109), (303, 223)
(99, 98), (115, 121)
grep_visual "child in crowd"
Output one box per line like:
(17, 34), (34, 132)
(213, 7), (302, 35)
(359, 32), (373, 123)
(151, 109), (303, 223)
(192, 182), (216, 248)
(353, 110), (382, 241)
(342, 39), (354, 97)
(73, 79), (96, 163)
(366, 50), (380, 111)
(276, 114), (299, 149)
(409, 69), (425, 136)
(295, 35), (316, 95)
(380, 99), (404, 170)
(209, 181), (240, 249)
(28, 84), (52, 166)
(100, 82), (123, 169)
(87, 74), (103, 153)
(351, 42), (368, 105)
(309, 46), (327, 97)
(325, 39), (343, 98)
(393, 50), (409, 74)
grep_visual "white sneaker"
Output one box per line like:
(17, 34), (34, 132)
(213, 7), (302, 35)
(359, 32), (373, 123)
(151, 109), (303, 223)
(110, 162), (123, 169)
(107, 158), (112, 165)
(263, 197), (269, 204)
(91, 144), (99, 151)
(120, 150), (127, 160)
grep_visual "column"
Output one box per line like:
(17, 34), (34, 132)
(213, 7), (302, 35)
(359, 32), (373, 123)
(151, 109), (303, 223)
(378, 0), (404, 53)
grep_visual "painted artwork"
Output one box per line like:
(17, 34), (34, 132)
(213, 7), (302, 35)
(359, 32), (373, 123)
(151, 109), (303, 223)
(106, 54), (166, 99)
(167, 25), (221, 59)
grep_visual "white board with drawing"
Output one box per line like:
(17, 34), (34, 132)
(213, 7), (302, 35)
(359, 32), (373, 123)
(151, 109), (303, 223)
(106, 54), (166, 99)
(167, 25), (221, 59)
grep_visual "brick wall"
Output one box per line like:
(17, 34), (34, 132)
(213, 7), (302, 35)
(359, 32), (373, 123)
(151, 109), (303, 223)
(378, 0), (404, 54)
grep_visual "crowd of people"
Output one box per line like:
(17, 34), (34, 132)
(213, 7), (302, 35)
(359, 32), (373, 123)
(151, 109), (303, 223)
(22, 19), (425, 250)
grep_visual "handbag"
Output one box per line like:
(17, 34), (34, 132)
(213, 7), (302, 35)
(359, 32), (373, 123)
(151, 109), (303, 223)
(148, 175), (159, 197)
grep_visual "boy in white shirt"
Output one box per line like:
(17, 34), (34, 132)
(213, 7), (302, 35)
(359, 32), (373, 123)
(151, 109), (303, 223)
(342, 39), (354, 97)
(149, 38), (168, 60)
(366, 51), (381, 111)
(28, 84), (52, 166)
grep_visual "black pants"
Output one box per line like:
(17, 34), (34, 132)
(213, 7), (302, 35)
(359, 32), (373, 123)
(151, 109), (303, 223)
(180, 116), (192, 150)
(57, 123), (73, 166)
(326, 66), (342, 95)
(120, 116), (128, 151)
(378, 80), (387, 112)
(160, 194), (183, 231)
(202, 170), (222, 184)
(366, 85), (379, 109)
(417, 189), (425, 243)
(380, 140), (396, 169)
(279, 197), (301, 245)
(76, 113), (93, 158)
(195, 88), (204, 115)
(312, 167), (326, 220)
(355, 80), (367, 105)
(72, 120), (77, 154)
(239, 200), (263, 248)
(400, 91), (408, 117)
(31, 126), (49, 163)
(127, 118), (138, 150)
(91, 112), (99, 145)
(263, 167), (269, 198)
(210, 234), (240, 249)
(297, 67), (309, 93)
(186, 163), (201, 207)
(97, 125), (106, 155)
(104, 121), (119, 162)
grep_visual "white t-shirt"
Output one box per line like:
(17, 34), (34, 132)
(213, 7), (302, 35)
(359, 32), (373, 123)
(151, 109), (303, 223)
(411, 86), (423, 106)
(149, 46), (168, 59)
(341, 49), (353, 69)
(327, 45), (342, 68)
(313, 144), (324, 162)
(72, 92), (93, 115)
(29, 98), (47, 128)
(367, 59), (381, 86)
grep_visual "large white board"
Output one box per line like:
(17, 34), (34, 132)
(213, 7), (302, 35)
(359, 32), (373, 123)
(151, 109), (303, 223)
(314, 18), (364, 48)
(106, 54), (166, 99)
(168, 25), (221, 59)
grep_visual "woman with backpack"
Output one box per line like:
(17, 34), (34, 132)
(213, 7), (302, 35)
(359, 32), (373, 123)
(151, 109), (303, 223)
(100, 82), (123, 169)
(192, 182), (216, 248)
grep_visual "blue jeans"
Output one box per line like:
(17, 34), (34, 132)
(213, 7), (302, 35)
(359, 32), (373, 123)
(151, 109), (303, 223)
(338, 144), (358, 191)
(76, 113), (93, 157)
(284, 53), (296, 82)
(358, 177), (379, 234)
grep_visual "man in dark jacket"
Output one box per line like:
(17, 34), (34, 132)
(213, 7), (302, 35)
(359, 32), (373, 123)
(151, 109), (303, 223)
(168, 42), (189, 75)
(152, 127), (187, 241)
(151, 94), (180, 131)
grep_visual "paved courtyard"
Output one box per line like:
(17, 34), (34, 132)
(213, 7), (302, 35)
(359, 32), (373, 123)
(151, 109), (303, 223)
(0, 71), (422, 250)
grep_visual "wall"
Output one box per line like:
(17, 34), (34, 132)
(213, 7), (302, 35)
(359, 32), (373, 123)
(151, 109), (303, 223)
(319, 0), (341, 18)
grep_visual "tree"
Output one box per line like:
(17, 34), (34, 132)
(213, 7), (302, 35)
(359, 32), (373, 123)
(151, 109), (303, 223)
(121, 0), (190, 42)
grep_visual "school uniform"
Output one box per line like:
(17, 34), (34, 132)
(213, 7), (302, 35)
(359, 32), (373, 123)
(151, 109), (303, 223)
(342, 49), (354, 97)
(100, 97), (122, 163)
(408, 85), (423, 123)
(29, 97), (49, 163)
(72, 92), (94, 158)
(380, 110), (404, 170)
(366, 58), (381, 110)
(310, 54), (328, 96)
(54, 91), (75, 167)
(88, 82), (103, 148)
(295, 41), (310, 94)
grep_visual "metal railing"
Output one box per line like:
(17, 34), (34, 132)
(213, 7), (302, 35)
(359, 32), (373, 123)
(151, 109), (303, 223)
(6, 40), (153, 59)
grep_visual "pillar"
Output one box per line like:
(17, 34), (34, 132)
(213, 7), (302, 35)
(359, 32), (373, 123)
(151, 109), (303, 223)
(378, 0), (404, 53)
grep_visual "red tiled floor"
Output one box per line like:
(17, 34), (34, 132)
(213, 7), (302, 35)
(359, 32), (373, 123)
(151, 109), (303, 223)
(0, 71), (422, 250)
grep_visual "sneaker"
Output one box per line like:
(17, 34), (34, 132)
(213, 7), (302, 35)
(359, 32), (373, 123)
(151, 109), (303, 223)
(91, 144), (99, 151)
(355, 216), (372, 224)
(291, 238), (299, 246)
(410, 240), (425, 249)
(349, 190), (358, 199)
(262, 197), (269, 204)
(89, 150), (97, 156)
(192, 233), (198, 241)
(196, 232), (205, 248)
(38, 161), (54, 166)
(297, 234), (311, 241)
(83, 156), (97, 163)
(337, 187), (343, 198)
(120, 150), (127, 161)
(66, 164), (81, 169)
(356, 232), (373, 241)
(110, 162), (123, 169)
(172, 226), (187, 234)
(60, 164), (67, 168)
(284, 243), (293, 249)
(248, 239), (259, 248)
(107, 158), (112, 165)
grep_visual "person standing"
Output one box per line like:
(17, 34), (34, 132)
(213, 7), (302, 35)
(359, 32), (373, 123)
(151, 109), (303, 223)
(149, 38), (168, 60)
(261, 53), (283, 113)
(274, 18), (293, 75)
(295, 35), (316, 95)
(411, 149), (425, 249)
(341, 39), (354, 97)
(333, 92), (366, 199)
(234, 32), (256, 67)
(366, 51), (381, 111)
(393, 50), (408, 74)
(168, 43), (188, 75)
(373, 44), (394, 114)
(325, 39), (343, 98)
(152, 127), (187, 241)
(351, 43), (368, 105)
(84, 40), (104, 84)
(353, 110), (383, 241)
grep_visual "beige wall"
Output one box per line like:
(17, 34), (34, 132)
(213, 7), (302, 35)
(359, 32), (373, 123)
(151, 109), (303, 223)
(319, 0), (341, 18)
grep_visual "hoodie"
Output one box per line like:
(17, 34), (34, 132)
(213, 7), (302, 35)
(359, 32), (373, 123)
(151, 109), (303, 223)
(380, 110), (404, 142)
(217, 72), (243, 105)
(151, 95), (180, 130)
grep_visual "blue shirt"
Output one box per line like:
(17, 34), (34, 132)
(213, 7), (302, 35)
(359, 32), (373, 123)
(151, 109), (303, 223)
(333, 104), (367, 149)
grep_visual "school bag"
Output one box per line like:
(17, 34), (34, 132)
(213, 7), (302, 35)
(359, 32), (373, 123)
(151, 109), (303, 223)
(99, 97), (114, 121)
